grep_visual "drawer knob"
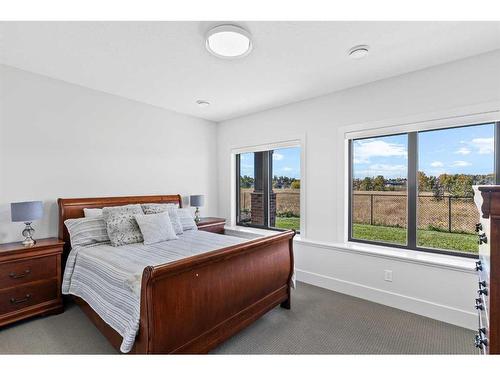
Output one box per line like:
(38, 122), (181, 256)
(475, 298), (484, 310)
(9, 268), (31, 279)
(475, 261), (482, 271)
(478, 234), (488, 245)
(10, 294), (31, 304)
(476, 223), (483, 233)
(474, 335), (488, 348)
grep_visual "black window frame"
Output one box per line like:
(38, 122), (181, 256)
(236, 148), (301, 233)
(348, 121), (500, 259)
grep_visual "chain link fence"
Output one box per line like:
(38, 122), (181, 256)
(352, 192), (478, 234)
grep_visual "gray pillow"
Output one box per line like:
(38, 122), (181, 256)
(102, 204), (144, 246)
(65, 216), (110, 248)
(134, 212), (178, 245)
(141, 203), (183, 235)
(177, 208), (198, 231)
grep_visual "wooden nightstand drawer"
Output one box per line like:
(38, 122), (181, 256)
(0, 238), (64, 326)
(196, 217), (226, 234)
(198, 225), (225, 234)
(0, 279), (58, 315)
(0, 256), (57, 289)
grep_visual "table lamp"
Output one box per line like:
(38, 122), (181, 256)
(190, 195), (204, 223)
(11, 201), (43, 246)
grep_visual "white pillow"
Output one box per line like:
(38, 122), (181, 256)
(141, 203), (183, 235)
(84, 208), (103, 217)
(134, 212), (178, 245)
(177, 208), (198, 231)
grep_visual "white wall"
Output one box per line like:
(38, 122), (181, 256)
(217, 50), (500, 328)
(0, 65), (218, 243)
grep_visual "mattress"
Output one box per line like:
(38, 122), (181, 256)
(62, 230), (247, 353)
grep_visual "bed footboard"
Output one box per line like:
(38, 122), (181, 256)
(134, 230), (295, 354)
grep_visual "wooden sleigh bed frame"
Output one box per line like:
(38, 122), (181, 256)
(58, 194), (295, 354)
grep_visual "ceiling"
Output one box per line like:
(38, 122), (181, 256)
(1, 21), (499, 122)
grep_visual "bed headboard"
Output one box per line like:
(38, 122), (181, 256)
(58, 194), (182, 254)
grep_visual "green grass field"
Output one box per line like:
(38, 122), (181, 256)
(276, 216), (300, 230)
(274, 218), (477, 253)
(353, 224), (478, 253)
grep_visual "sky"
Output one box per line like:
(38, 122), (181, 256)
(240, 147), (301, 179)
(353, 123), (495, 179)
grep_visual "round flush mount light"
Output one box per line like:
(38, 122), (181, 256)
(206, 24), (252, 58)
(196, 100), (210, 107)
(348, 45), (370, 59)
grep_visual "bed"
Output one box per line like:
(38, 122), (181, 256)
(58, 194), (295, 354)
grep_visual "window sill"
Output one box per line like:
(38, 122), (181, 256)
(225, 225), (302, 240)
(294, 238), (476, 272)
(225, 227), (473, 271)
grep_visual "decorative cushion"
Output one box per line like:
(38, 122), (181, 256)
(177, 208), (198, 231)
(102, 204), (144, 246)
(134, 212), (178, 245)
(83, 208), (103, 217)
(64, 216), (110, 248)
(141, 203), (183, 235)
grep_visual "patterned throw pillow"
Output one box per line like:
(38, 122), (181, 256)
(141, 203), (183, 235)
(177, 208), (198, 231)
(64, 216), (110, 248)
(102, 204), (144, 246)
(134, 212), (178, 245)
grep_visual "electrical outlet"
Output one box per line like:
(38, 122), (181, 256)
(384, 270), (393, 282)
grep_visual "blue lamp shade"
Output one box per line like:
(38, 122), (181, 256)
(11, 201), (44, 223)
(190, 195), (205, 207)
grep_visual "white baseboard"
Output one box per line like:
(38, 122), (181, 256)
(296, 268), (476, 330)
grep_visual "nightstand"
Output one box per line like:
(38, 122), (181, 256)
(196, 217), (226, 234)
(0, 238), (64, 327)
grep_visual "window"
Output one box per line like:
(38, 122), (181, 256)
(237, 146), (301, 232)
(351, 134), (408, 246)
(349, 122), (498, 257)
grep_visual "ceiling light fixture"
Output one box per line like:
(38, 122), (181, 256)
(348, 45), (370, 59)
(206, 24), (252, 58)
(196, 100), (210, 107)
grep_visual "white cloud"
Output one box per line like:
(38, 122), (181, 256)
(451, 160), (472, 167)
(282, 167), (293, 172)
(472, 137), (494, 154)
(272, 152), (284, 161)
(455, 147), (471, 155)
(355, 163), (406, 178)
(429, 169), (448, 177)
(430, 161), (444, 167)
(353, 140), (407, 164)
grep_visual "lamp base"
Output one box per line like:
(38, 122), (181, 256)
(22, 238), (36, 247)
(194, 207), (201, 223)
(21, 222), (36, 247)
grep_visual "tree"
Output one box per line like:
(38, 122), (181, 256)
(291, 180), (300, 189)
(450, 174), (474, 197)
(352, 178), (361, 191)
(360, 177), (374, 191)
(239, 175), (254, 188)
(373, 175), (385, 191)
(418, 171), (430, 192)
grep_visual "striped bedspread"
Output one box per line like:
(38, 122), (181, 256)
(62, 230), (247, 353)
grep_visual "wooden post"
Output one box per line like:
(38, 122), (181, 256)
(370, 194), (374, 225)
(448, 196), (452, 233)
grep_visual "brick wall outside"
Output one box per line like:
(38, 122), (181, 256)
(269, 191), (276, 227)
(250, 190), (276, 226)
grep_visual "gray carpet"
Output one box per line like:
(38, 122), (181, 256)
(0, 282), (476, 354)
